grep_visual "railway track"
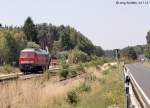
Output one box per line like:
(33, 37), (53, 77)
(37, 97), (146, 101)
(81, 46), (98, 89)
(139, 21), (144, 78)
(0, 65), (87, 84)
(0, 67), (60, 82)
(0, 66), (83, 82)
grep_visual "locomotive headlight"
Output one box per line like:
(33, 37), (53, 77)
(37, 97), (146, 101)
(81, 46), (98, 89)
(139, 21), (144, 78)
(21, 60), (34, 64)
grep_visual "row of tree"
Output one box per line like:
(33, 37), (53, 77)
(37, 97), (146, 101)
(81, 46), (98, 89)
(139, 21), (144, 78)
(0, 17), (105, 64)
(23, 17), (105, 56)
(144, 31), (150, 59)
(105, 32), (150, 60)
(105, 45), (144, 60)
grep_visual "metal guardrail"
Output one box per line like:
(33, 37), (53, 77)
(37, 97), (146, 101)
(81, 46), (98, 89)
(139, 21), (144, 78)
(129, 72), (150, 108)
(123, 70), (128, 108)
(123, 67), (131, 108)
(125, 66), (150, 108)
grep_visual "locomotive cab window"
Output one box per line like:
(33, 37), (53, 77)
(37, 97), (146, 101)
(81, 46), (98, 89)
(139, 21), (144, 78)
(21, 52), (26, 58)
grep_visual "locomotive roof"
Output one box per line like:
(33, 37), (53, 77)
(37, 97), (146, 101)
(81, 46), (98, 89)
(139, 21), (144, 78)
(21, 48), (49, 55)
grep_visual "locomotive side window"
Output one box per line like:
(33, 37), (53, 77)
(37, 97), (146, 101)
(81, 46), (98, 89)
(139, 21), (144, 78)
(28, 53), (34, 58)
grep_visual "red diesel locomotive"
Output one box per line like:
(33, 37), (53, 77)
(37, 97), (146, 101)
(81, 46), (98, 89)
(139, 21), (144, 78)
(19, 48), (50, 72)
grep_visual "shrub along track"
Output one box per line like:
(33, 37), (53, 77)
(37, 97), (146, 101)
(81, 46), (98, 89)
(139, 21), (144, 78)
(0, 63), (117, 84)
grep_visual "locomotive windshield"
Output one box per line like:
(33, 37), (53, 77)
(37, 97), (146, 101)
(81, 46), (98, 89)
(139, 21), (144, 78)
(20, 52), (35, 58)
(20, 52), (26, 58)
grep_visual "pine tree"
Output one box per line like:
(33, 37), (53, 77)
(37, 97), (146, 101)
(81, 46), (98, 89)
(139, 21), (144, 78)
(23, 17), (38, 43)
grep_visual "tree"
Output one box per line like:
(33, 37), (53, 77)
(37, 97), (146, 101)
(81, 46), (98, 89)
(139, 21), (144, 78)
(68, 49), (88, 63)
(0, 24), (2, 28)
(144, 45), (150, 59)
(36, 23), (49, 49)
(26, 41), (40, 48)
(133, 45), (145, 55)
(77, 35), (95, 55)
(104, 50), (114, 58)
(95, 46), (104, 57)
(127, 47), (137, 60)
(23, 17), (37, 43)
(60, 30), (73, 50)
(69, 27), (78, 47)
(144, 30), (150, 59)
(51, 41), (61, 58)
(35, 24), (95, 55)
(146, 31), (150, 44)
(0, 29), (26, 64)
(36, 23), (59, 50)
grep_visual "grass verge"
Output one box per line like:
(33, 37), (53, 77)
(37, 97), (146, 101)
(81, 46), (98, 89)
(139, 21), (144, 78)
(49, 63), (124, 108)
(143, 61), (150, 67)
(0, 62), (124, 108)
(0, 64), (19, 74)
(73, 64), (124, 108)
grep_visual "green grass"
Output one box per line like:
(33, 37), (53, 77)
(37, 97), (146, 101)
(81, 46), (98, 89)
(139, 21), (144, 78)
(0, 64), (19, 74)
(85, 58), (108, 67)
(74, 64), (124, 108)
(47, 63), (125, 108)
(58, 57), (111, 79)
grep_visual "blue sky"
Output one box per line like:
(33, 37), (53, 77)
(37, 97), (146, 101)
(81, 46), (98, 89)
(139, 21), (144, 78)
(0, 0), (150, 49)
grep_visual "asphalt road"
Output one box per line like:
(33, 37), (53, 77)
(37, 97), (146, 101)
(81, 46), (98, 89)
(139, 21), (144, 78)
(126, 63), (150, 100)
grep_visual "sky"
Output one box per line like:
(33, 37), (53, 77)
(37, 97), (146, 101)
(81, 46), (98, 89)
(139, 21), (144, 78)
(0, 0), (150, 49)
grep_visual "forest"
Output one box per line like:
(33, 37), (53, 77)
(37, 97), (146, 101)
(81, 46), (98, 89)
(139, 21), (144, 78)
(1, 16), (149, 65)
(0, 17), (104, 65)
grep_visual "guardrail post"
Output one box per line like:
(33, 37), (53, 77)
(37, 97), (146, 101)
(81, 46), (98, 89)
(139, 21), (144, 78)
(124, 65), (133, 108)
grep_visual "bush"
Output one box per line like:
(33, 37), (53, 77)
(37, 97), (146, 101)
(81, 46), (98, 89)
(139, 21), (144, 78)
(108, 63), (111, 67)
(68, 49), (88, 64)
(60, 59), (69, 78)
(99, 77), (106, 84)
(66, 90), (79, 105)
(110, 65), (117, 69)
(85, 74), (97, 82)
(42, 70), (50, 81)
(69, 63), (85, 77)
(78, 62), (85, 73)
(58, 51), (68, 60)
(103, 70), (109, 75)
(0, 64), (16, 74)
(78, 82), (91, 92)
(69, 69), (77, 77)
(88, 58), (108, 67)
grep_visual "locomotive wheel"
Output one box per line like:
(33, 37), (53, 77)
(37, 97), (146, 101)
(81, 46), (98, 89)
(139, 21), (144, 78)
(24, 71), (27, 75)
(20, 69), (27, 74)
